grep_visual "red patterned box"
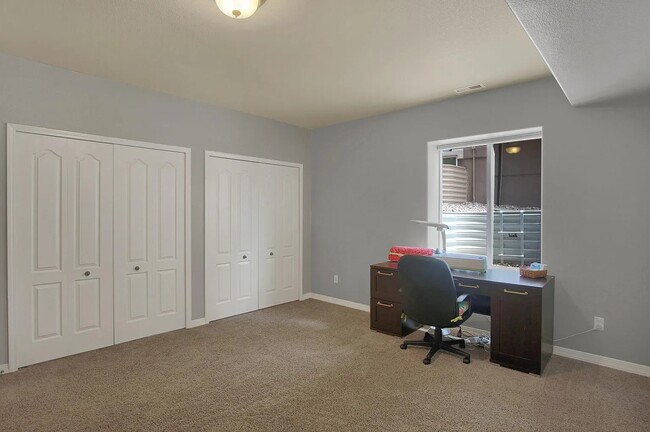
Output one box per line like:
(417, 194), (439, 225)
(388, 246), (434, 262)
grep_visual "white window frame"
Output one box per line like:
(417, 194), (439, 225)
(427, 127), (543, 269)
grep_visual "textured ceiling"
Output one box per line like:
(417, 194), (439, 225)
(0, 0), (550, 128)
(507, 0), (650, 106)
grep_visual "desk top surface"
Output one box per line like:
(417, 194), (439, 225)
(371, 261), (553, 289)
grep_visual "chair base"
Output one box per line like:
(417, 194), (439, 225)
(400, 327), (471, 365)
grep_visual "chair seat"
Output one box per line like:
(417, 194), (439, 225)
(403, 298), (472, 327)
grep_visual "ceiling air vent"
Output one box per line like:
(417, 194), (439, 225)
(454, 83), (485, 94)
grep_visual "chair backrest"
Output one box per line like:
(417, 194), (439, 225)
(398, 255), (458, 326)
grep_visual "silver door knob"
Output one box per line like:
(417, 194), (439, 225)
(135, 266), (140, 271)
(243, 255), (247, 259)
(84, 271), (91, 277)
(270, 252), (274, 256)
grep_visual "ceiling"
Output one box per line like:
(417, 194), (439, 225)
(0, 0), (550, 128)
(507, 0), (650, 106)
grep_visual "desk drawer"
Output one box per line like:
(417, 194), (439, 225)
(455, 277), (541, 298)
(491, 288), (543, 374)
(370, 268), (400, 302)
(370, 297), (403, 336)
(455, 278), (489, 295)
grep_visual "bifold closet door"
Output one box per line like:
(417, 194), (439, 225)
(258, 164), (301, 309)
(113, 146), (186, 343)
(11, 132), (114, 368)
(205, 157), (259, 321)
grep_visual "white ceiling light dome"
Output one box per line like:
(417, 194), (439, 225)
(216, 0), (261, 19)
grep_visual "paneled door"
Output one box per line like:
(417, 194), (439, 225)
(205, 157), (259, 321)
(258, 164), (300, 309)
(114, 146), (186, 343)
(11, 132), (114, 368)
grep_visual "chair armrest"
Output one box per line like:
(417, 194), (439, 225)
(456, 294), (468, 302)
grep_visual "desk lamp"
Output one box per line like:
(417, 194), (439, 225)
(411, 220), (488, 273)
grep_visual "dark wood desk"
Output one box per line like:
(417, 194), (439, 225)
(370, 261), (555, 375)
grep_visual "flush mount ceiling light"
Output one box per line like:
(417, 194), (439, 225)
(216, 0), (263, 19)
(505, 146), (521, 155)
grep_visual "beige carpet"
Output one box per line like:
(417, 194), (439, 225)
(1, 299), (648, 432)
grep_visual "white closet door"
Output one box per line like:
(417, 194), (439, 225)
(205, 157), (259, 321)
(258, 164), (300, 309)
(114, 146), (186, 343)
(11, 132), (114, 368)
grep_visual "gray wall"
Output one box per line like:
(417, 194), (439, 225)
(0, 53), (311, 365)
(311, 78), (650, 366)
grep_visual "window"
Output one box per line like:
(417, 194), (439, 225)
(442, 156), (457, 165)
(430, 129), (542, 269)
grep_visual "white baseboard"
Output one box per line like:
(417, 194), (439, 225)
(305, 293), (370, 312)
(187, 318), (207, 328)
(299, 292), (313, 301)
(0, 364), (8, 374)
(553, 346), (650, 377)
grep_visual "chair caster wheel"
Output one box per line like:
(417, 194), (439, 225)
(459, 341), (466, 349)
(423, 358), (431, 365)
(463, 358), (470, 364)
(400, 343), (407, 350)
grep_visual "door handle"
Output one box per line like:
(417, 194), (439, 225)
(458, 283), (479, 289)
(376, 301), (394, 308)
(84, 271), (91, 277)
(243, 255), (247, 260)
(503, 289), (529, 296)
(270, 252), (274, 256)
(135, 266), (140, 271)
(376, 271), (393, 277)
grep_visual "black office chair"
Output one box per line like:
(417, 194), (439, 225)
(398, 255), (472, 365)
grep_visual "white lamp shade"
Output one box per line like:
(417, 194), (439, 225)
(216, 0), (260, 19)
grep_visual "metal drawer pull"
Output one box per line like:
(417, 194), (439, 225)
(458, 283), (479, 289)
(376, 301), (394, 308)
(504, 289), (529, 296)
(377, 271), (393, 277)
